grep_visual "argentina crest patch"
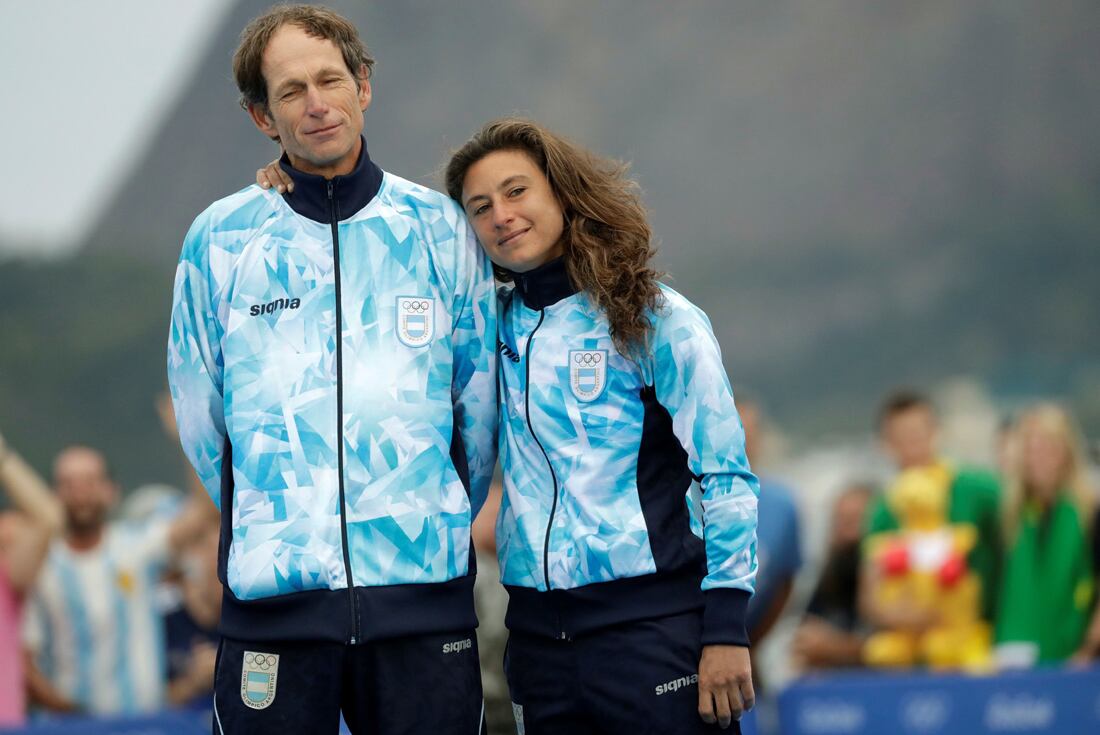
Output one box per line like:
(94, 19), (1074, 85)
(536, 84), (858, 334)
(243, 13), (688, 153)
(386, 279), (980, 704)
(569, 350), (607, 402)
(240, 651), (279, 710)
(396, 296), (435, 347)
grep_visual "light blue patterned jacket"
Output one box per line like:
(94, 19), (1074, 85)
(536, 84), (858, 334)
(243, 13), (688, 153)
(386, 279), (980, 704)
(168, 143), (497, 643)
(496, 258), (758, 645)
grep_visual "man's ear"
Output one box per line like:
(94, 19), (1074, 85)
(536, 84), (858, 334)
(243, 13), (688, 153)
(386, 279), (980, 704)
(107, 480), (121, 508)
(357, 65), (372, 112)
(248, 102), (279, 141)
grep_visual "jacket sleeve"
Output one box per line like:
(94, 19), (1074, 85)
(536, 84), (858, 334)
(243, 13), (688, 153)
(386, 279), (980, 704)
(448, 209), (499, 519)
(646, 297), (759, 646)
(167, 210), (228, 508)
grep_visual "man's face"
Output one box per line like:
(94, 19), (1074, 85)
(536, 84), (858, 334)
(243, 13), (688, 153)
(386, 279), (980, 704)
(249, 24), (371, 178)
(880, 406), (938, 470)
(53, 448), (117, 535)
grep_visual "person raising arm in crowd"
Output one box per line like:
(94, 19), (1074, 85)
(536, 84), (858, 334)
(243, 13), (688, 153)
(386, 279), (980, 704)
(21, 441), (216, 717)
(0, 431), (64, 726)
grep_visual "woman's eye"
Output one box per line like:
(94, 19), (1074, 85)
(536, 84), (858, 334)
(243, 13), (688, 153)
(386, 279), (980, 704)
(474, 204), (489, 216)
(508, 187), (526, 197)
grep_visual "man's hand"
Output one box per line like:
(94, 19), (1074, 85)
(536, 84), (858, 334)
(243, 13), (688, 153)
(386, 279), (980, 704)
(256, 158), (294, 193)
(168, 640), (218, 705)
(25, 649), (82, 714)
(792, 617), (836, 665)
(792, 616), (866, 669)
(698, 644), (754, 729)
(182, 640), (218, 692)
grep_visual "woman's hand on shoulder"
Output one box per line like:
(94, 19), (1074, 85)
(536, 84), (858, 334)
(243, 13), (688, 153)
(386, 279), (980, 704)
(256, 159), (293, 194)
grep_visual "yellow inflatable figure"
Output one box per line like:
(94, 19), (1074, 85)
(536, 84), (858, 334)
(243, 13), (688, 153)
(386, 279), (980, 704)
(862, 464), (992, 671)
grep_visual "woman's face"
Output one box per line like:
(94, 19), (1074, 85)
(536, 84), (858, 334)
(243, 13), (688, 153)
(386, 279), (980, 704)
(1021, 426), (1069, 501)
(831, 490), (870, 549)
(461, 149), (566, 273)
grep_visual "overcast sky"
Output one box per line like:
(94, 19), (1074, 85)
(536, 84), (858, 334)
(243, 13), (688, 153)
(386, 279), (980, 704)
(0, 0), (231, 257)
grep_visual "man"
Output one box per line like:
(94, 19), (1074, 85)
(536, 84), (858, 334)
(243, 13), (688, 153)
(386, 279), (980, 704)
(164, 522), (221, 711)
(860, 390), (1000, 631)
(738, 400), (801, 649)
(0, 431), (63, 725)
(167, 5), (497, 733)
(21, 445), (212, 715)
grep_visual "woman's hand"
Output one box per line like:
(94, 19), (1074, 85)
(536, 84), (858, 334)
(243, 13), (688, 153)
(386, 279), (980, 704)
(256, 159), (294, 193)
(698, 644), (754, 729)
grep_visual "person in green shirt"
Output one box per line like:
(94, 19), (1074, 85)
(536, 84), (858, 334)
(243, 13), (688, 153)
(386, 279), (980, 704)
(861, 390), (1001, 633)
(996, 403), (1100, 665)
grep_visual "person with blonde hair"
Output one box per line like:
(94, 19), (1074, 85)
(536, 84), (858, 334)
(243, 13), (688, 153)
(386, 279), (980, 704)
(996, 403), (1100, 664)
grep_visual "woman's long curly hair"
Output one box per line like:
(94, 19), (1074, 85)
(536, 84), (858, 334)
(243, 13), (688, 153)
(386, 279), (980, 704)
(445, 118), (664, 358)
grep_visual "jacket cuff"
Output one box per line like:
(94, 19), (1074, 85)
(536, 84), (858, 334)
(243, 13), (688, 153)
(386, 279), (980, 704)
(701, 588), (751, 647)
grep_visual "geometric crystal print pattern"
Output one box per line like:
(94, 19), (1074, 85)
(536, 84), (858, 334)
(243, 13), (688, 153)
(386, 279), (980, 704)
(642, 286), (758, 595)
(168, 174), (497, 601)
(495, 285), (758, 595)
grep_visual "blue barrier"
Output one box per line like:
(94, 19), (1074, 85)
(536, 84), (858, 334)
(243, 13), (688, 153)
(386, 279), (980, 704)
(10, 668), (1094, 735)
(0, 710), (359, 735)
(0, 710), (209, 735)
(778, 665), (1100, 735)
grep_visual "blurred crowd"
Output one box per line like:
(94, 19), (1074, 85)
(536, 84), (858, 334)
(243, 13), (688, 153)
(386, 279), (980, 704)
(0, 394), (220, 726)
(787, 392), (1100, 675)
(0, 388), (1097, 730)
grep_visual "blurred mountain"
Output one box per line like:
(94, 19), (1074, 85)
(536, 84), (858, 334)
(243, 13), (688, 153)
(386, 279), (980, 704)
(0, 254), (184, 490)
(3, 0), (1099, 488)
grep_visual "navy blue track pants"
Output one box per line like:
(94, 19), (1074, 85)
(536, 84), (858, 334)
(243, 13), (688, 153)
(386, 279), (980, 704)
(212, 630), (486, 735)
(504, 611), (742, 734)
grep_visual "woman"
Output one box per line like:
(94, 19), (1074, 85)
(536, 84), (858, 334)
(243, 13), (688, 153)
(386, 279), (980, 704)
(791, 482), (874, 670)
(258, 118), (758, 733)
(447, 119), (757, 734)
(996, 404), (1100, 664)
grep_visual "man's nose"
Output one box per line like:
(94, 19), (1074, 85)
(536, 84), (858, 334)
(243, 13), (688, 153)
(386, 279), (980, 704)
(303, 85), (328, 115)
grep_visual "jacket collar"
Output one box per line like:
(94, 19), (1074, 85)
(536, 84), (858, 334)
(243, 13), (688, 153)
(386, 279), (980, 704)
(278, 137), (384, 224)
(511, 256), (578, 310)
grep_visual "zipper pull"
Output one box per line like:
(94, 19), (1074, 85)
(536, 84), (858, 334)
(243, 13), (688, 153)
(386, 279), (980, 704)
(327, 180), (334, 200)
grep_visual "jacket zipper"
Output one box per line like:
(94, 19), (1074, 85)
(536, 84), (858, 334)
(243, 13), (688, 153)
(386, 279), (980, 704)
(329, 180), (360, 644)
(522, 310), (562, 606)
